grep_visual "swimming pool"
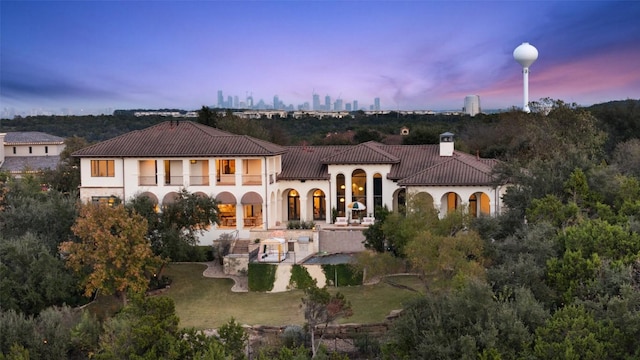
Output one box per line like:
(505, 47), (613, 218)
(302, 252), (356, 265)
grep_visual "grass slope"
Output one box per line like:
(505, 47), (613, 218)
(161, 263), (424, 329)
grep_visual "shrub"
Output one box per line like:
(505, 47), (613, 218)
(248, 263), (277, 292)
(289, 265), (316, 290)
(301, 221), (316, 229)
(322, 264), (363, 287)
(280, 325), (306, 348)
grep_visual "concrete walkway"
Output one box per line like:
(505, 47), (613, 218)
(201, 261), (248, 292)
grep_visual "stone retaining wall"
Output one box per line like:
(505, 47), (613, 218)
(318, 229), (367, 253)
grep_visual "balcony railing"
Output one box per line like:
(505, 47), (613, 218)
(217, 174), (235, 185)
(164, 176), (183, 186)
(242, 174), (262, 185)
(190, 175), (210, 186)
(139, 176), (157, 186)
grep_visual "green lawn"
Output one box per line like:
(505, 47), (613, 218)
(161, 263), (424, 329)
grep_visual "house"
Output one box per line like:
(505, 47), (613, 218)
(0, 132), (65, 178)
(72, 121), (507, 244)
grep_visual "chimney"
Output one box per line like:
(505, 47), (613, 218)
(439, 132), (454, 157)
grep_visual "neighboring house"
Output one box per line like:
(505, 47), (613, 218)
(0, 132), (65, 178)
(72, 121), (507, 244)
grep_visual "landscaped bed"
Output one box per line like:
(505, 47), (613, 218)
(160, 263), (425, 329)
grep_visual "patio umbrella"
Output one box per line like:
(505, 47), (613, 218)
(347, 201), (366, 211)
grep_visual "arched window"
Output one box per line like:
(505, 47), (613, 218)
(336, 174), (345, 217)
(351, 169), (366, 204)
(373, 173), (382, 214)
(288, 190), (300, 221)
(313, 189), (326, 220)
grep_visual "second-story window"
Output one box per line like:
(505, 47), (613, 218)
(29, 146), (32, 154)
(91, 160), (115, 177)
(45, 146), (48, 154)
(220, 159), (235, 174)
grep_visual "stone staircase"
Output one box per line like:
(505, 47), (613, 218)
(231, 239), (251, 254)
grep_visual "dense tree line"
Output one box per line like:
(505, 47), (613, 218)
(358, 99), (640, 359)
(2, 98), (640, 358)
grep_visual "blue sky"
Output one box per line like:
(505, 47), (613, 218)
(1, 1), (639, 116)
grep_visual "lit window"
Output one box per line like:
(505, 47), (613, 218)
(91, 160), (115, 177)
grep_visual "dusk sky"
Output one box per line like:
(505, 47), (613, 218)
(1, 1), (639, 116)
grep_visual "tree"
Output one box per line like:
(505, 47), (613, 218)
(218, 317), (248, 359)
(41, 136), (90, 193)
(353, 129), (384, 144)
(128, 189), (219, 261)
(60, 203), (162, 305)
(0, 233), (84, 316)
(96, 295), (181, 359)
(197, 105), (218, 127)
(0, 186), (78, 253)
(301, 285), (352, 357)
(362, 206), (390, 252)
(533, 305), (621, 360)
(404, 230), (485, 291)
(383, 281), (547, 359)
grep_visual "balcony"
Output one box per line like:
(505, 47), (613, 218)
(242, 174), (262, 186)
(164, 176), (184, 186)
(190, 175), (210, 186)
(139, 176), (157, 186)
(217, 174), (235, 186)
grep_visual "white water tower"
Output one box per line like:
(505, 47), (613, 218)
(513, 42), (538, 113)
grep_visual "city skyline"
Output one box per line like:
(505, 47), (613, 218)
(215, 89), (380, 112)
(1, 1), (639, 117)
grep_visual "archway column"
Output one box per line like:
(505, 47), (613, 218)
(366, 174), (374, 217)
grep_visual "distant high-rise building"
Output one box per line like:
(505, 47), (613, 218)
(374, 97), (380, 111)
(334, 99), (343, 111)
(463, 95), (481, 116)
(353, 100), (358, 111)
(273, 95), (280, 109)
(325, 95), (331, 111)
(312, 93), (320, 111)
(217, 90), (224, 108)
(227, 96), (233, 108)
(345, 103), (352, 111)
(234, 96), (239, 108)
(246, 95), (254, 109)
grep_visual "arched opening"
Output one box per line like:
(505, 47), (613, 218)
(241, 191), (263, 227)
(441, 192), (461, 214)
(288, 189), (300, 221)
(312, 189), (326, 221)
(351, 169), (366, 204)
(162, 192), (180, 206)
(373, 173), (382, 215)
(138, 192), (159, 212)
(412, 192), (434, 211)
(216, 191), (237, 227)
(336, 174), (346, 217)
(394, 188), (406, 214)
(469, 192), (491, 217)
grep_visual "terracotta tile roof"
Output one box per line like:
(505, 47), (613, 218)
(279, 146), (343, 180)
(380, 144), (443, 180)
(279, 143), (497, 186)
(398, 153), (497, 186)
(72, 121), (287, 157)
(4, 132), (64, 144)
(0, 156), (61, 173)
(70, 121), (498, 187)
(321, 142), (400, 165)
